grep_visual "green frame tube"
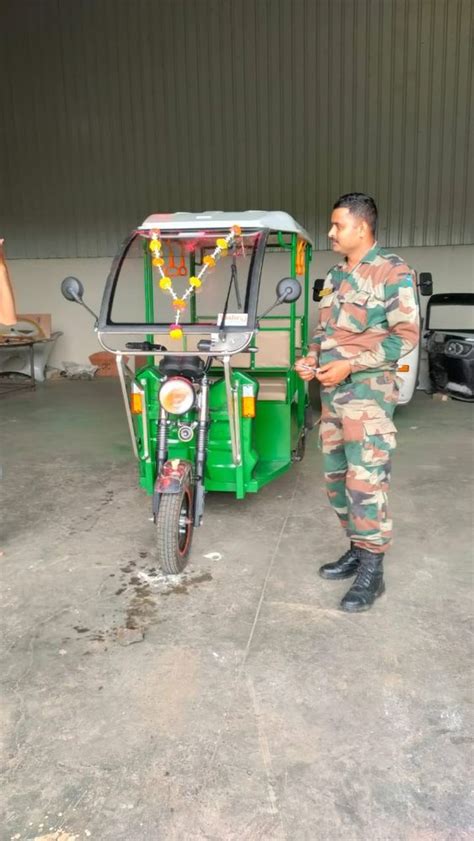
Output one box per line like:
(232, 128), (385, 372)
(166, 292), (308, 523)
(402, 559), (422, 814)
(303, 243), (312, 352)
(189, 251), (197, 323)
(289, 233), (297, 367)
(143, 243), (155, 364)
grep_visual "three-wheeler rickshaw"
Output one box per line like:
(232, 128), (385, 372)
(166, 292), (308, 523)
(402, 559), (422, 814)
(61, 211), (314, 573)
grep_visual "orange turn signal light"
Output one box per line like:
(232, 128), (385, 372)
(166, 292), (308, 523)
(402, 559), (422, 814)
(130, 392), (143, 414)
(242, 396), (256, 418)
(242, 385), (256, 418)
(398, 364), (410, 372)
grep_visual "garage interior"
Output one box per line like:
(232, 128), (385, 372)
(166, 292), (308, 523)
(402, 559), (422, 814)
(1, 1), (473, 840)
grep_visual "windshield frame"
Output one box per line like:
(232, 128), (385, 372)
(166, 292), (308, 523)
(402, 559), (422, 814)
(97, 228), (269, 334)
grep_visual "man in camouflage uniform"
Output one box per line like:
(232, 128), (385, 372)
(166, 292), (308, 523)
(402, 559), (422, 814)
(296, 193), (419, 612)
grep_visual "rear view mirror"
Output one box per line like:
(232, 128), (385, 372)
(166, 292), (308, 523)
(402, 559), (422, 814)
(60, 276), (98, 322)
(419, 272), (433, 297)
(275, 277), (302, 304)
(61, 276), (85, 303)
(257, 277), (302, 322)
(312, 279), (325, 301)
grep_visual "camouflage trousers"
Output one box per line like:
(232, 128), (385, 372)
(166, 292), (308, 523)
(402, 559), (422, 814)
(320, 372), (399, 552)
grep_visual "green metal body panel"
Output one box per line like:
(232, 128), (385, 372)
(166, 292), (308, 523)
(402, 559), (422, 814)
(132, 365), (302, 499)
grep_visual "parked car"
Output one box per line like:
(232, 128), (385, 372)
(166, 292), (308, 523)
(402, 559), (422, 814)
(424, 292), (474, 402)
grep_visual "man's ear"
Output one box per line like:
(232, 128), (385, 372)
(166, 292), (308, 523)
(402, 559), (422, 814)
(359, 219), (369, 238)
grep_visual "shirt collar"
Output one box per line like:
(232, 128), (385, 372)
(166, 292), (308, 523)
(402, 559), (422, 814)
(360, 242), (381, 263)
(338, 242), (381, 270)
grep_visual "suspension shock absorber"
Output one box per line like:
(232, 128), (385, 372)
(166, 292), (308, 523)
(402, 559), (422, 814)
(194, 375), (210, 526)
(156, 404), (168, 475)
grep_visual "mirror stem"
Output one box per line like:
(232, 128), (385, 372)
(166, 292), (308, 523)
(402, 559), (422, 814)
(257, 293), (290, 322)
(77, 299), (99, 323)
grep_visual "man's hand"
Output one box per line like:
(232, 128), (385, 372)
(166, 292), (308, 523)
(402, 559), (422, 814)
(295, 356), (317, 381)
(0, 239), (5, 264)
(316, 360), (352, 387)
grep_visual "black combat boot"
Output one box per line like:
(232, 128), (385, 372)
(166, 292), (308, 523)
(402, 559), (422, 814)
(319, 543), (360, 580)
(340, 548), (385, 612)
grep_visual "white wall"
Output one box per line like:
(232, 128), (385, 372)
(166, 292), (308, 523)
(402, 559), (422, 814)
(5, 245), (474, 367)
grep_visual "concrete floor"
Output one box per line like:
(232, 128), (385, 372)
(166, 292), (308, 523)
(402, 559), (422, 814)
(1, 381), (473, 841)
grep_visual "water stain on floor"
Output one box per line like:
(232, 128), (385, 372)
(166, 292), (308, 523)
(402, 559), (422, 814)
(71, 553), (213, 647)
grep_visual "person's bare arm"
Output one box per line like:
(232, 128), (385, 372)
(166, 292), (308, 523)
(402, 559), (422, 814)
(0, 240), (17, 325)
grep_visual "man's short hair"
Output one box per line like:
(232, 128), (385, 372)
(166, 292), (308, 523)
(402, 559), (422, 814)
(333, 193), (378, 234)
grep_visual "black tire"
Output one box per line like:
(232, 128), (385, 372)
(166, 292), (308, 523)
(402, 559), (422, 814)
(292, 430), (306, 462)
(156, 483), (194, 574)
(304, 404), (316, 430)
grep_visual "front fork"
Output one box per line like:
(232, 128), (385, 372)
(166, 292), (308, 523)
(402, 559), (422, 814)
(154, 376), (210, 527)
(194, 376), (210, 527)
(156, 404), (168, 476)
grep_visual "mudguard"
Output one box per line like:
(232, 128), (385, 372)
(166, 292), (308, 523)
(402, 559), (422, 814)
(156, 459), (193, 493)
(153, 459), (193, 516)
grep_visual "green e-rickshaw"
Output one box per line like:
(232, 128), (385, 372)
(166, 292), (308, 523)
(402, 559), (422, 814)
(62, 211), (314, 573)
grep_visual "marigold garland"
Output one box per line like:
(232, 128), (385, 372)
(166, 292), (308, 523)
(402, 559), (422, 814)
(148, 225), (242, 339)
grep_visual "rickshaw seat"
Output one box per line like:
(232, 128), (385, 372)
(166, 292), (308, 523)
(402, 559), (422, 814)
(158, 355), (206, 381)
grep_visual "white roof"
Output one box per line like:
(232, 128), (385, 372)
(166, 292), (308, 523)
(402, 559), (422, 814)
(139, 210), (313, 245)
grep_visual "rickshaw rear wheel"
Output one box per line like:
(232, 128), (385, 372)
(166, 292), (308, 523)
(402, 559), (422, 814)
(292, 429), (306, 462)
(156, 484), (194, 575)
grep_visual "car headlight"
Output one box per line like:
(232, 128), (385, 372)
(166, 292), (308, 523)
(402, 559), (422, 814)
(159, 377), (195, 415)
(445, 340), (473, 358)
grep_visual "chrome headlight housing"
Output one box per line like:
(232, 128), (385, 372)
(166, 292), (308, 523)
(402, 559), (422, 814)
(159, 377), (195, 415)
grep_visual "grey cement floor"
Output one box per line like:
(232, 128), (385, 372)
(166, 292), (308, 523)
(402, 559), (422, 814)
(1, 381), (473, 841)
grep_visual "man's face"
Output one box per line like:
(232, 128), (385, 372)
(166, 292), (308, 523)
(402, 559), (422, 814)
(328, 208), (366, 256)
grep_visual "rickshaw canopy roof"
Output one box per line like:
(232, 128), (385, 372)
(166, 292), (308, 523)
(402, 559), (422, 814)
(138, 210), (313, 246)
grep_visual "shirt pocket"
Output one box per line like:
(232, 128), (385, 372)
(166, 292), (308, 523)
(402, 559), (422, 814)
(361, 417), (397, 466)
(318, 292), (337, 328)
(336, 289), (371, 333)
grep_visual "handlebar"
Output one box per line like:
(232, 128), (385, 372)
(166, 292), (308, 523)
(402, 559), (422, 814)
(125, 341), (167, 351)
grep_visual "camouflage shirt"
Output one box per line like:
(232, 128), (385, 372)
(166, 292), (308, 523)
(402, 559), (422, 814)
(311, 243), (420, 375)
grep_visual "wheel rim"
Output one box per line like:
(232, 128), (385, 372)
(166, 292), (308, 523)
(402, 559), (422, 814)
(177, 487), (192, 556)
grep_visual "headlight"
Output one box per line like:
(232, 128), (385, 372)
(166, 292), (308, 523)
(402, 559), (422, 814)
(159, 377), (195, 415)
(445, 340), (473, 358)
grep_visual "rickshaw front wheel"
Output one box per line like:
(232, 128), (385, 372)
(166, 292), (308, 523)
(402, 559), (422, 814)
(156, 484), (194, 575)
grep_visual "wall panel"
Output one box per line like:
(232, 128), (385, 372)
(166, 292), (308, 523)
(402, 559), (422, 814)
(0, 0), (472, 257)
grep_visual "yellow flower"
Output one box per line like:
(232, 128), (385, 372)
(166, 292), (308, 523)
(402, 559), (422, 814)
(189, 276), (202, 288)
(216, 238), (228, 250)
(159, 277), (172, 290)
(149, 239), (161, 251)
(203, 255), (216, 267)
(173, 298), (187, 311)
(170, 325), (183, 340)
(152, 256), (164, 267)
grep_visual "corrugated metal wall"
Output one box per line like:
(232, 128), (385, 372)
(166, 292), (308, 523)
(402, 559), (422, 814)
(1, 0), (472, 257)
